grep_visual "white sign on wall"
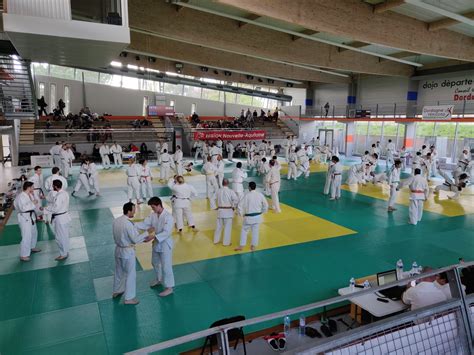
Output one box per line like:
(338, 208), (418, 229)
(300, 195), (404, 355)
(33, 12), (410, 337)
(422, 105), (454, 120)
(418, 76), (474, 105)
(31, 155), (53, 167)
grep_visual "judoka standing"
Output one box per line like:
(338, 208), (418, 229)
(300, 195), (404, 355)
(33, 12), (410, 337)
(287, 148), (298, 180)
(323, 159), (334, 195)
(50, 142), (62, 167)
(100, 143), (111, 169)
(284, 136), (291, 161)
(329, 156), (343, 200)
(226, 141), (235, 162)
(235, 181), (268, 252)
(402, 168), (429, 225)
(14, 181), (41, 261)
(193, 140), (203, 162)
(29, 166), (44, 217)
(136, 197), (175, 296)
(139, 159), (153, 199)
(159, 149), (172, 181)
(110, 142), (123, 167)
(216, 155), (225, 188)
(266, 159), (281, 213)
(60, 144), (71, 179)
(126, 158), (142, 204)
(88, 160), (100, 196)
(202, 156), (218, 209)
(168, 175), (198, 233)
(386, 139), (396, 169)
(174, 145), (184, 176)
(72, 158), (93, 197)
(387, 160), (402, 212)
(161, 141), (169, 163)
(155, 140), (162, 164)
(44, 167), (68, 193)
(231, 162), (247, 200)
(214, 178), (239, 246)
(112, 202), (154, 304)
(45, 180), (71, 260)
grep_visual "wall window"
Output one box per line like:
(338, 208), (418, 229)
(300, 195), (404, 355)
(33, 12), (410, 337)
(75, 69), (99, 83)
(142, 96), (149, 116)
(2, 134), (10, 160)
(202, 88), (220, 101)
(164, 83), (183, 96)
(99, 73), (122, 87)
(49, 65), (75, 80)
(32, 63), (49, 76)
(191, 103), (196, 115)
(122, 76), (139, 90)
(169, 100), (175, 107)
(38, 82), (45, 98)
(50, 83), (56, 110)
(64, 85), (70, 114)
(183, 85), (202, 98)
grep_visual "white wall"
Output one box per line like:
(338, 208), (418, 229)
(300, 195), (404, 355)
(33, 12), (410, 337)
(35, 75), (271, 117)
(314, 83), (348, 107)
(357, 76), (410, 108)
(283, 88), (306, 112)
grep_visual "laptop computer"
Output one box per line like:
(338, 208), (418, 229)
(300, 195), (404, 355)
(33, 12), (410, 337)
(377, 269), (405, 300)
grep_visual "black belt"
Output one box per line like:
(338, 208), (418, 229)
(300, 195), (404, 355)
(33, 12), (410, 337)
(245, 212), (261, 217)
(333, 173), (341, 175)
(52, 211), (67, 222)
(218, 206), (233, 209)
(162, 160), (169, 163)
(20, 210), (36, 225)
(128, 175), (137, 177)
(54, 154), (60, 156)
(80, 172), (87, 175)
(443, 182), (452, 187)
(34, 188), (44, 196)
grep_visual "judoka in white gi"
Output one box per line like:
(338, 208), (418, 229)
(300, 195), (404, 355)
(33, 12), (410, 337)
(126, 158), (142, 203)
(155, 141), (162, 164)
(202, 156), (218, 209)
(346, 163), (368, 185)
(401, 168), (429, 225)
(50, 142), (62, 167)
(72, 159), (93, 197)
(385, 139), (396, 169)
(88, 161), (100, 196)
(284, 136), (291, 161)
(60, 144), (71, 179)
(214, 178), (239, 246)
(399, 146), (408, 171)
(235, 182), (268, 252)
(323, 160), (334, 195)
(136, 197), (175, 297)
(387, 160), (402, 212)
(139, 159), (153, 199)
(14, 181), (41, 261)
(174, 145), (184, 176)
(112, 202), (154, 304)
(434, 169), (468, 200)
(231, 162), (248, 200)
(287, 148), (298, 180)
(99, 143), (111, 169)
(226, 141), (235, 162)
(193, 140), (203, 162)
(216, 155), (225, 188)
(44, 167), (68, 223)
(110, 141), (123, 167)
(168, 175), (198, 232)
(266, 159), (281, 213)
(259, 158), (271, 195)
(28, 166), (45, 217)
(45, 180), (71, 260)
(329, 156), (343, 200)
(159, 149), (172, 181)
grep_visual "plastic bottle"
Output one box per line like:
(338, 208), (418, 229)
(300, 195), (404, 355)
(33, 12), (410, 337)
(396, 259), (404, 279)
(299, 315), (306, 335)
(363, 280), (370, 289)
(410, 262), (418, 276)
(283, 316), (291, 336)
(349, 277), (355, 292)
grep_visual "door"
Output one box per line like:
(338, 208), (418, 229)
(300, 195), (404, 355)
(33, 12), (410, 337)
(318, 129), (334, 150)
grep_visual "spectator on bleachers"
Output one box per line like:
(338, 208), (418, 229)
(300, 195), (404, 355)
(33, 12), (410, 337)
(131, 118), (140, 129)
(191, 112), (200, 125)
(140, 142), (149, 160)
(37, 96), (48, 116)
(58, 99), (66, 115)
(260, 109), (266, 118)
(252, 110), (258, 120)
(140, 117), (152, 127)
(129, 143), (139, 152)
(240, 109), (245, 120)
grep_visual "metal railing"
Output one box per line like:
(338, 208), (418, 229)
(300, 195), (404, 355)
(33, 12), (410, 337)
(126, 262), (474, 355)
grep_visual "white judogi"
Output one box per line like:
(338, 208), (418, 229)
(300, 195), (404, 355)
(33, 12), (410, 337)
(74, 163), (91, 194)
(161, 142), (169, 163)
(45, 189), (71, 257)
(209, 146), (220, 165)
(284, 138), (291, 160)
(266, 165), (281, 212)
(110, 144), (123, 166)
(155, 142), (161, 164)
(346, 164), (366, 185)
(50, 144), (62, 167)
(290, 137), (297, 154)
(126, 164), (142, 202)
(99, 145), (111, 168)
(14, 191), (38, 258)
(113, 215), (148, 301)
(28, 173), (44, 213)
(226, 142), (234, 161)
(287, 151), (298, 180)
(168, 179), (197, 230)
(330, 162), (343, 199)
(386, 142), (396, 167)
(214, 186), (239, 245)
(136, 210), (175, 288)
(139, 165), (153, 199)
(387, 165), (401, 209)
(258, 142), (267, 158)
(259, 160), (271, 195)
(202, 144), (209, 162)
(160, 152), (172, 180)
(430, 149), (438, 177)
(44, 174), (68, 193)
(88, 162), (100, 194)
(216, 160), (225, 188)
(231, 167), (248, 200)
(403, 174), (429, 225)
(297, 154), (310, 179)
(194, 141), (202, 162)
(399, 148), (407, 171)
(60, 148), (71, 178)
(66, 148), (75, 173)
(323, 162), (334, 195)
(411, 155), (422, 173)
(238, 190), (268, 247)
(435, 169), (462, 199)
(174, 149), (184, 176)
(202, 161), (218, 208)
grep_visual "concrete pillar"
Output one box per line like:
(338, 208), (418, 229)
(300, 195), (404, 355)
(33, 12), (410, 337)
(403, 122), (416, 152)
(406, 79), (419, 117)
(305, 86), (314, 115)
(11, 119), (21, 166)
(345, 120), (356, 157)
(347, 80), (358, 116)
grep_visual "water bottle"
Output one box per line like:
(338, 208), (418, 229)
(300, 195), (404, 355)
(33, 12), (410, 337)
(410, 262), (418, 276)
(396, 259), (404, 279)
(363, 280), (370, 289)
(349, 277), (355, 292)
(299, 315), (306, 335)
(283, 316), (291, 336)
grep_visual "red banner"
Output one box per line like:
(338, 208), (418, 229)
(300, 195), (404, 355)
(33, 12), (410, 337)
(193, 130), (266, 141)
(147, 105), (175, 116)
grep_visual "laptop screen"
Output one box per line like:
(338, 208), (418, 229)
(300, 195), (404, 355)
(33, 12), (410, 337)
(377, 270), (398, 286)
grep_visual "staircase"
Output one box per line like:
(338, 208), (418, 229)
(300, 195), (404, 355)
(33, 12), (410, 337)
(0, 55), (37, 119)
(19, 120), (35, 144)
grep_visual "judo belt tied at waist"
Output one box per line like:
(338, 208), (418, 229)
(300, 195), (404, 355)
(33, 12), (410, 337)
(218, 206), (233, 209)
(117, 244), (135, 249)
(443, 182), (452, 187)
(20, 210), (37, 225)
(52, 211), (67, 222)
(245, 212), (261, 217)
(411, 190), (425, 193)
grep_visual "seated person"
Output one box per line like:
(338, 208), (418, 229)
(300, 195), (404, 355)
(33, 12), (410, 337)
(402, 267), (447, 311)
(459, 258), (474, 295)
(434, 272), (466, 299)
